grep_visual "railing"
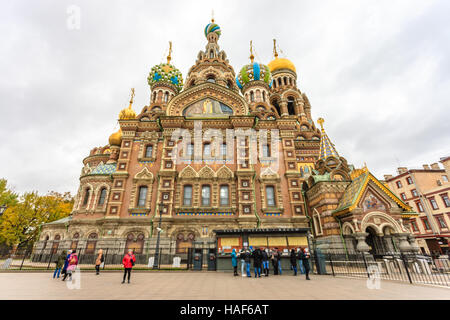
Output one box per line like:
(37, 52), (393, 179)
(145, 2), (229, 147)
(310, 251), (450, 287)
(0, 245), (192, 271)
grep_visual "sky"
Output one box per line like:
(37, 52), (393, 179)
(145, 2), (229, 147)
(0, 0), (449, 196)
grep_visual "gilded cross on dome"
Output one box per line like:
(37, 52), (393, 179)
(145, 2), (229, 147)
(317, 117), (325, 130)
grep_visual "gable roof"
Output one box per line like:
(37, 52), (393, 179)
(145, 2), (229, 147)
(333, 168), (416, 218)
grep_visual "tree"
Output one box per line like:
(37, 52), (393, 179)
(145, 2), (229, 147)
(0, 188), (74, 247)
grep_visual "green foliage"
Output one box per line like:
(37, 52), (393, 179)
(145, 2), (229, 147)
(0, 179), (74, 247)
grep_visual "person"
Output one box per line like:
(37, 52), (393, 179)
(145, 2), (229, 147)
(53, 251), (66, 279)
(290, 249), (298, 276)
(62, 250), (78, 281)
(275, 248), (282, 275)
(299, 247), (311, 280)
(61, 250), (72, 279)
(252, 247), (262, 278)
(261, 247), (269, 277)
(239, 248), (246, 277)
(231, 248), (238, 276)
(95, 249), (104, 275)
(271, 248), (278, 275)
(243, 249), (252, 277)
(122, 249), (136, 284)
(297, 248), (305, 274)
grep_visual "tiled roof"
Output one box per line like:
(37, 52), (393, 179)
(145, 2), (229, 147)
(90, 163), (116, 175)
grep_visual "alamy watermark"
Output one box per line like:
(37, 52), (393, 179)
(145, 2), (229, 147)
(66, 5), (81, 30)
(366, 265), (381, 290)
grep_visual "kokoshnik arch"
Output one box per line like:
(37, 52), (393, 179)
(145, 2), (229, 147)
(36, 19), (420, 257)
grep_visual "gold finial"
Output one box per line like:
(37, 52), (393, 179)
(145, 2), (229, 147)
(317, 117), (325, 130)
(128, 88), (135, 109)
(250, 40), (254, 63)
(166, 41), (172, 64)
(273, 39), (278, 59)
(211, 9), (215, 23)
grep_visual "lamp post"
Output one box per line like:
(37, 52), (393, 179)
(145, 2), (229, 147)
(0, 204), (8, 217)
(153, 203), (163, 269)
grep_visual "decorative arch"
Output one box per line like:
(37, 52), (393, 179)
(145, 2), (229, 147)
(179, 165), (198, 179)
(342, 222), (355, 235)
(360, 211), (403, 234)
(216, 165), (234, 179)
(198, 166), (215, 179)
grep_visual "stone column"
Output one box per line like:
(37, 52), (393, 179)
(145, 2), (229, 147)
(383, 235), (395, 253)
(394, 233), (412, 253)
(407, 234), (421, 253)
(353, 232), (370, 253)
(280, 101), (288, 117)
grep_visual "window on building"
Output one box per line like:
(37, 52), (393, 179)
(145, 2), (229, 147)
(220, 143), (227, 157)
(416, 201), (424, 212)
(400, 193), (407, 201)
(422, 218), (431, 231)
(207, 75), (215, 83)
(220, 185), (229, 206)
(435, 215), (448, 229)
(429, 198), (439, 210)
(187, 143), (194, 157)
(250, 91), (255, 102)
(262, 144), (270, 157)
(137, 186), (148, 207)
(441, 194), (450, 207)
(396, 181), (402, 188)
(406, 177), (413, 185)
(411, 220), (419, 232)
(266, 186), (276, 207)
(262, 91), (266, 102)
(202, 185), (211, 206)
(145, 145), (153, 158)
(411, 189), (418, 197)
(98, 188), (107, 205)
(203, 143), (211, 157)
(183, 185), (192, 206)
(82, 188), (90, 206)
(443, 175), (449, 182)
(164, 92), (169, 103)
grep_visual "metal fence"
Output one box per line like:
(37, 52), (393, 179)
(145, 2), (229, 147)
(311, 251), (450, 287)
(0, 245), (196, 271)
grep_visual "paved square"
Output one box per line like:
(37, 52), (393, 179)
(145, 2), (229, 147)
(0, 271), (449, 300)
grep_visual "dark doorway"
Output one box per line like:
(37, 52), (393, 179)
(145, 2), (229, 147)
(366, 227), (387, 255)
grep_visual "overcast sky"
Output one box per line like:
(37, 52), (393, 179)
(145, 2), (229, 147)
(1, 0), (449, 196)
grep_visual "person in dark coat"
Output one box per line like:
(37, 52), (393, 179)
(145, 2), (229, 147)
(61, 250), (72, 280)
(53, 251), (67, 279)
(275, 248), (282, 275)
(244, 249), (252, 277)
(290, 249), (298, 276)
(271, 248), (278, 275)
(252, 248), (262, 278)
(299, 247), (311, 280)
(261, 247), (269, 277)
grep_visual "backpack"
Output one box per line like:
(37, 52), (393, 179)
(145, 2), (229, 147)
(130, 255), (135, 266)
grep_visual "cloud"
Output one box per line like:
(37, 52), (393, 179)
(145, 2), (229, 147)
(0, 0), (449, 195)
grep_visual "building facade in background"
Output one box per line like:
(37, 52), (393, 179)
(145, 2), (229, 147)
(35, 21), (419, 258)
(384, 157), (450, 255)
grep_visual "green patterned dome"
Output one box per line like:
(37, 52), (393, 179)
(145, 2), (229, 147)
(147, 63), (184, 92)
(236, 62), (272, 90)
(204, 22), (221, 38)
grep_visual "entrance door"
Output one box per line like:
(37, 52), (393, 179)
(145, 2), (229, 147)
(366, 227), (387, 255)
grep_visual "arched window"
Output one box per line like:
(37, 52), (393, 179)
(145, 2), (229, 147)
(250, 91), (255, 102)
(201, 185), (211, 206)
(85, 233), (98, 254)
(82, 188), (90, 206)
(262, 144), (270, 157)
(289, 78), (292, 85)
(209, 50), (214, 59)
(265, 186), (276, 207)
(71, 233), (79, 250)
(287, 97), (295, 115)
(152, 91), (157, 102)
(137, 186), (148, 207)
(220, 185), (229, 206)
(227, 80), (233, 89)
(207, 76), (215, 83)
(186, 143), (194, 157)
(220, 143), (227, 157)
(278, 78), (282, 86)
(145, 145), (153, 158)
(164, 92), (169, 103)
(255, 90), (261, 101)
(272, 100), (281, 117)
(203, 143), (211, 157)
(183, 185), (193, 206)
(51, 234), (61, 254)
(284, 77), (287, 85)
(273, 80), (277, 89)
(98, 187), (107, 205)
(262, 91), (266, 102)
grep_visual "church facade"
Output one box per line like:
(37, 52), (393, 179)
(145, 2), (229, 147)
(36, 21), (419, 257)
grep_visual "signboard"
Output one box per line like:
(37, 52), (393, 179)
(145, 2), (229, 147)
(287, 236), (308, 246)
(249, 237), (267, 246)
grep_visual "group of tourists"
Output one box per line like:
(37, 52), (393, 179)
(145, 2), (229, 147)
(52, 248), (136, 284)
(231, 247), (311, 280)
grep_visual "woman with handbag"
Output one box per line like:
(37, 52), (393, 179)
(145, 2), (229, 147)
(122, 249), (136, 284)
(95, 249), (104, 275)
(62, 250), (78, 281)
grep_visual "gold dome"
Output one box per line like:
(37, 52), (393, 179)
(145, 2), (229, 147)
(267, 57), (296, 73)
(119, 106), (136, 120)
(109, 128), (122, 146)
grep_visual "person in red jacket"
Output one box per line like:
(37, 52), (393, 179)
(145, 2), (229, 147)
(122, 249), (136, 284)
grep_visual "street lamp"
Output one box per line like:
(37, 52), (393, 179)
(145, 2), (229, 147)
(153, 203), (163, 269)
(0, 204), (8, 216)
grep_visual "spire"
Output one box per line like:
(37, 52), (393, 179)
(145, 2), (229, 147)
(318, 118), (339, 160)
(166, 41), (172, 64)
(211, 9), (214, 23)
(273, 39), (278, 59)
(249, 40), (254, 63)
(119, 88), (136, 120)
(128, 88), (135, 109)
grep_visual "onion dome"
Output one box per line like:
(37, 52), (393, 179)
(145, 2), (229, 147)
(118, 88), (137, 120)
(148, 62), (183, 92)
(204, 22), (221, 39)
(108, 128), (122, 146)
(236, 41), (272, 89)
(268, 39), (296, 73)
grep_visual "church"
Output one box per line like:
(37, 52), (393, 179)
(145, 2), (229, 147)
(36, 20), (419, 259)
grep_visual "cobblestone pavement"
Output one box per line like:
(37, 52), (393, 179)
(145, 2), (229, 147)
(0, 271), (449, 300)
